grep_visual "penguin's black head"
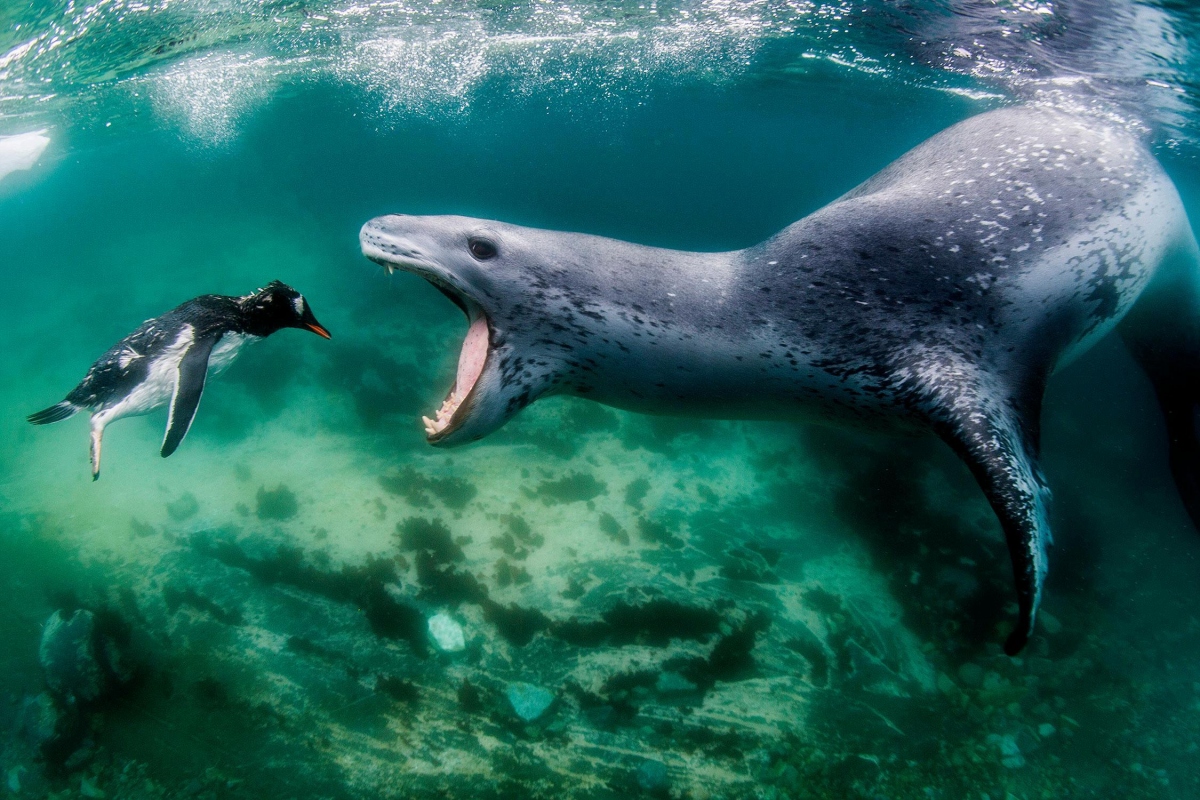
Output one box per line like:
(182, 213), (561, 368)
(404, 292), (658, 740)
(241, 280), (332, 339)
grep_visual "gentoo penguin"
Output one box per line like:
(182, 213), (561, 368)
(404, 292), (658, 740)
(28, 281), (331, 479)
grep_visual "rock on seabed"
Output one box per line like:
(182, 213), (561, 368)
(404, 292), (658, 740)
(427, 613), (466, 652)
(636, 759), (670, 794)
(506, 683), (555, 721)
(39, 610), (105, 703)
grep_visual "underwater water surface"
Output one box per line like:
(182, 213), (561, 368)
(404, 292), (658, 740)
(3, 1), (1200, 798)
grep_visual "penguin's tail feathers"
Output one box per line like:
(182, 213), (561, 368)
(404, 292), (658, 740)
(27, 401), (80, 425)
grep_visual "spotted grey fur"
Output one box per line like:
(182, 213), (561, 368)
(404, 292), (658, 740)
(360, 106), (1200, 655)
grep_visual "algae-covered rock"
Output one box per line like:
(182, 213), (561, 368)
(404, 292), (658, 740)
(988, 733), (1025, 769)
(18, 691), (82, 761)
(654, 671), (698, 695)
(635, 759), (669, 794)
(39, 609), (134, 706)
(39, 610), (105, 703)
(958, 662), (985, 687)
(166, 492), (200, 522)
(256, 485), (299, 520)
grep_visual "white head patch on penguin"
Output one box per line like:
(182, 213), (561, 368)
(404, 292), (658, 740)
(240, 280), (331, 339)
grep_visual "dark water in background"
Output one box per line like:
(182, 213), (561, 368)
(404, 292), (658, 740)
(3, 1), (1200, 798)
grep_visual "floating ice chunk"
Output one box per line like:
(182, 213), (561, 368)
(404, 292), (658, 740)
(0, 129), (49, 183)
(427, 612), (466, 652)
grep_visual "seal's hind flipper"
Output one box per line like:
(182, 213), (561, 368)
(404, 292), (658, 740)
(162, 335), (217, 458)
(943, 410), (1050, 656)
(908, 357), (1050, 655)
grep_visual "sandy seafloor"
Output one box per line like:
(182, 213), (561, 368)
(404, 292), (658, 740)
(3, 33), (1200, 800)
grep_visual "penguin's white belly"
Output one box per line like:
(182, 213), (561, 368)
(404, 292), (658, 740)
(100, 326), (196, 422)
(101, 330), (258, 424)
(208, 332), (258, 376)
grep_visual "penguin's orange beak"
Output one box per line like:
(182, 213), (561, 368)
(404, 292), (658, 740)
(305, 322), (332, 339)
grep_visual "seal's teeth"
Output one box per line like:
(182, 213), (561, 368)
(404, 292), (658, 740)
(435, 396), (458, 422)
(421, 313), (489, 439)
(423, 405), (458, 436)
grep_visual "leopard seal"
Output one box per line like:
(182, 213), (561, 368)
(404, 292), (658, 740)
(360, 105), (1200, 654)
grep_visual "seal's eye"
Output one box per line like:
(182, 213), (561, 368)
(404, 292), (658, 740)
(468, 237), (497, 260)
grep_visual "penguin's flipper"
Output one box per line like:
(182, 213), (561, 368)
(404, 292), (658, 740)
(908, 355), (1050, 656)
(162, 335), (217, 459)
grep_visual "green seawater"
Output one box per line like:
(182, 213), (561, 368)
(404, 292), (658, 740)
(3, 2), (1200, 798)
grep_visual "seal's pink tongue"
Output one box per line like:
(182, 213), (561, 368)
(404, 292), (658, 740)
(423, 315), (490, 438)
(455, 316), (489, 399)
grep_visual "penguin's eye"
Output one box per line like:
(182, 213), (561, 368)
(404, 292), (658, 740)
(468, 237), (497, 260)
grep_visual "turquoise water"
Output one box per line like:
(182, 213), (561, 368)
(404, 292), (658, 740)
(3, 1), (1200, 798)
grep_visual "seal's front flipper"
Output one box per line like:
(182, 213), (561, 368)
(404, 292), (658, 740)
(162, 335), (217, 458)
(914, 362), (1050, 655)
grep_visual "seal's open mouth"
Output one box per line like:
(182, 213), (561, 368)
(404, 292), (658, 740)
(366, 252), (492, 443)
(425, 309), (488, 439)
